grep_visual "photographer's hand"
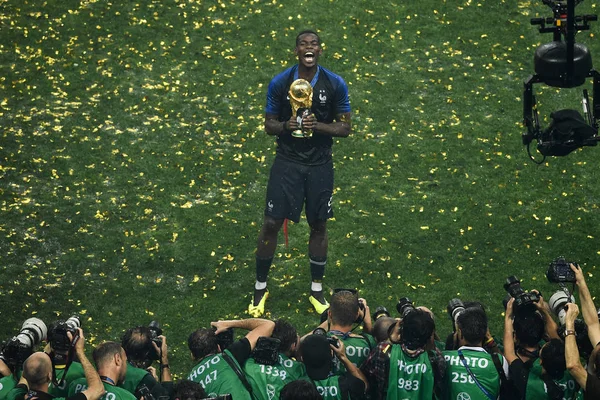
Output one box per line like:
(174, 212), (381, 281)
(358, 298), (372, 334)
(533, 290), (560, 340)
(0, 358), (11, 378)
(570, 263), (600, 346)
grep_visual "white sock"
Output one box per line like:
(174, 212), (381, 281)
(255, 281), (267, 290)
(311, 282), (322, 292)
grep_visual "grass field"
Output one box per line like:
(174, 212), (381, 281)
(2, 0), (600, 377)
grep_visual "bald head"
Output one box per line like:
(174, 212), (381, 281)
(23, 352), (52, 388)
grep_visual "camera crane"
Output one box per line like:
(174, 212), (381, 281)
(522, 0), (599, 162)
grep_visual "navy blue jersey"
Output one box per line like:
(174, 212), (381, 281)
(265, 65), (350, 165)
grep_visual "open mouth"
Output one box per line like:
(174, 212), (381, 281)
(304, 52), (315, 63)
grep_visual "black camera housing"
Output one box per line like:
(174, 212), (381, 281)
(396, 297), (415, 318)
(148, 321), (163, 361)
(312, 327), (339, 348)
(504, 276), (541, 312)
(547, 257), (578, 283)
(251, 337), (281, 365)
(49, 316), (81, 354)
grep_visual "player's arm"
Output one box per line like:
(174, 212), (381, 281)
(304, 112), (351, 137)
(265, 113), (298, 136)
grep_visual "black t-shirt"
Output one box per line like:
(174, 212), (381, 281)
(339, 374), (366, 400)
(585, 373), (600, 400)
(226, 338), (252, 366)
(509, 358), (532, 398)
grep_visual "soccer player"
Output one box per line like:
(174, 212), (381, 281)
(249, 29), (352, 316)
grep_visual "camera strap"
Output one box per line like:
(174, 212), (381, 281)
(457, 350), (495, 400)
(221, 351), (258, 400)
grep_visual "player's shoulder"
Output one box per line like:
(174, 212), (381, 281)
(269, 66), (296, 86)
(318, 66), (347, 87)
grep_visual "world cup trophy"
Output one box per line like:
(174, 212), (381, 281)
(288, 79), (313, 138)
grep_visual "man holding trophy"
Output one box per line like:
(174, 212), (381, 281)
(249, 30), (352, 316)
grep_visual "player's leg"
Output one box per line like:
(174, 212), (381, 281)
(252, 215), (285, 307)
(249, 157), (304, 316)
(305, 160), (334, 313)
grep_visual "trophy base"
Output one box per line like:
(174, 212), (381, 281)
(291, 129), (313, 138)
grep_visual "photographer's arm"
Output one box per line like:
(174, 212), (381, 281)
(152, 335), (171, 382)
(572, 263), (600, 346)
(74, 330), (104, 400)
(503, 299), (518, 364)
(533, 291), (560, 340)
(212, 318), (275, 351)
(0, 359), (11, 378)
(332, 339), (368, 391)
(565, 304), (588, 388)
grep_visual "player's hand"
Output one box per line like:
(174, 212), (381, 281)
(301, 113), (317, 130)
(286, 116), (299, 132)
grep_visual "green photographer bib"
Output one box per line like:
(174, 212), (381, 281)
(69, 378), (137, 400)
(243, 353), (306, 400)
(526, 358), (580, 400)
(187, 350), (251, 400)
(386, 344), (435, 400)
(313, 375), (343, 400)
(48, 361), (85, 398)
(328, 332), (375, 373)
(443, 349), (500, 400)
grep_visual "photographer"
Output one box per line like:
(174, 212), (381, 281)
(120, 326), (170, 399)
(68, 342), (135, 400)
(45, 319), (86, 398)
(443, 307), (508, 400)
(311, 290), (375, 373)
(0, 358), (18, 398)
(299, 333), (367, 399)
(504, 298), (574, 399)
(7, 328), (104, 400)
(242, 319), (305, 399)
(187, 317), (275, 399)
(362, 308), (444, 400)
(171, 380), (206, 400)
(564, 264), (600, 399)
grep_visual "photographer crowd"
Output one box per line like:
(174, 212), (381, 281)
(1, 260), (600, 400)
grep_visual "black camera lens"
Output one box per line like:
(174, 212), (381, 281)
(396, 297), (415, 318)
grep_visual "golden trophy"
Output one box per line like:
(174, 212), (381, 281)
(288, 79), (313, 138)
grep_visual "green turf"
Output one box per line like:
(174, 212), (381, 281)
(2, 0), (600, 378)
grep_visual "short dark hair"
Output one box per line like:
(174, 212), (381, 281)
(456, 307), (488, 345)
(173, 379), (207, 400)
(280, 379), (322, 400)
(329, 291), (359, 326)
(513, 312), (545, 347)
(373, 317), (396, 343)
(188, 328), (219, 361)
(296, 30), (320, 46)
(93, 341), (123, 369)
(541, 339), (566, 379)
(121, 326), (153, 367)
(273, 319), (298, 353)
(401, 310), (435, 350)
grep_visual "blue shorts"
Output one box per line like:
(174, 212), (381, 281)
(264, 156), (334, 224)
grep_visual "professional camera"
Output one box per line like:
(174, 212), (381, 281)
(522, 0), (600, 163)
(373, 306), (391, 321)
(215, 327), (234, 350)
(547, 257), (578, 283)
(147, 321), (163, 360)
(251, 337), (281, 365)
(548, 290), (576, 325)
(312, 328), (339, 348)
(48, 316), (81, 355)
(447, 299), (466, 330)
(396, 297), (416, 318)
(504, 276), (541, 312)
(1, 318), (48, 371)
